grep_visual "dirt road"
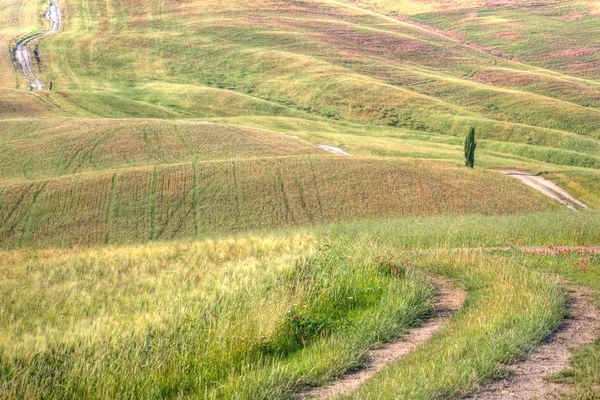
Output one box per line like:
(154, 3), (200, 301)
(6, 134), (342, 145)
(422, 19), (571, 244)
(317, 145), (353, 156)
(467, 281), (600, 400)
(14, 0), (61, 91)
(301, 247), (599, 399)
(500, 170), (588, 211)
(300, 277), (467, 399)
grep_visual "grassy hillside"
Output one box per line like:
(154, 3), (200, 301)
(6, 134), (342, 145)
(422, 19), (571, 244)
(1, 0), (599, 248)
(2, 212), (600, 398)
(0, 156), (558, 248)
(2, 1), (600, 397)
(2, 0), (600, 156)
(0, 119), (323, 183)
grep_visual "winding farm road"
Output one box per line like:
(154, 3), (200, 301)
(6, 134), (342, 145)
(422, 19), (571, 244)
(317, 145), (353, 157)
(468, 280), (600, 400)
(300, 277), (467, 399)
(500, 170), (588, 211)
(14, 0), (61, 91)
(301, 246), (599, 399)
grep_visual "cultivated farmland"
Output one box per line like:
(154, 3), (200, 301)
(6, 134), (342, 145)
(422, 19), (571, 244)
(1, 0), (599, 398)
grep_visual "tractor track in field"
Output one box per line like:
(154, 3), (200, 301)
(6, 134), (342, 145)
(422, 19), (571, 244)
(299, 276), (467, 399)
(466, 279), (600, 400)
(13, 0), (61, 91)
(436, 247), (599, 399)
(499, 170), (588, 211)
(301, 246), (599, 399)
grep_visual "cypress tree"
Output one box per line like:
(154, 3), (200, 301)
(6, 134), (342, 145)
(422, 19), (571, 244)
(464, 127), (477, 168)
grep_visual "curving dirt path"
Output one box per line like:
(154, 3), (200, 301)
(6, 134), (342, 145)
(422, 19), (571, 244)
(317, 145), (353, 157)
(14, 0), (61, 91)
(300, 247), (599, 400)
(466, 280), (600, 400)
(299, 277), (467, 399)
(500, 170), (588, 211)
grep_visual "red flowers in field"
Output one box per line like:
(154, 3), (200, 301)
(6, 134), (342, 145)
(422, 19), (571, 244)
(376, 255), (415, 276)
(523, 244), (597, 273)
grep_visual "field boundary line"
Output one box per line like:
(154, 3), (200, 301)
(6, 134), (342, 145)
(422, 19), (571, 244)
(104, 172), (118, 244)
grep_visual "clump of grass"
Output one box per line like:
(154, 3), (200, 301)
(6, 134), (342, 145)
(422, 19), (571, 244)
(0, 238), (433, 399)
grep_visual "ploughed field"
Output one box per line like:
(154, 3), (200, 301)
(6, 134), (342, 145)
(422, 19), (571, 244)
(1, 0), (600, 399)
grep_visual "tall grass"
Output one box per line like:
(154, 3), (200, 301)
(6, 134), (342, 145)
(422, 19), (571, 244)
(3, 211), (598, 398)
(0, 237), (433, 399)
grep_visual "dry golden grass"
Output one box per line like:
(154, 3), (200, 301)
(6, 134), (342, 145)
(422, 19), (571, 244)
(0, 119), (321, 183)
(0, 157), (557, 248)
(0, 232), (315, 359)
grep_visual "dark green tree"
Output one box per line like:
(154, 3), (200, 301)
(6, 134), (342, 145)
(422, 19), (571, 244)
(464, 127), (477, 168)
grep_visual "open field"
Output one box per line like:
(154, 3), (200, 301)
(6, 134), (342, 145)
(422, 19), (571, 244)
(2, 212), (600, 398)
(2, 0), (600, 159)
(1, 0), (600, 398)
(0, 156), (559, 248)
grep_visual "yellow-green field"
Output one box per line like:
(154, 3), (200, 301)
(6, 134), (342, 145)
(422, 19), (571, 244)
(1, 0), (600, 398)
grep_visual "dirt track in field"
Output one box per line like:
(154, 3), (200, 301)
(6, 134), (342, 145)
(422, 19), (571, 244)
(500, 170), (588, 211)
(299, 276), (467, 399)
(466, 280), (600, 400)
(301, 246), (599, 399)
(14, 0), (61, 90)
(317, 145), (353, 156)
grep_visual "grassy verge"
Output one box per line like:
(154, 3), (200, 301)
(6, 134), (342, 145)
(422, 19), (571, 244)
(0, 236), (433, 399)
(491, 248), (600, 398)
(326, 210), (600, 250)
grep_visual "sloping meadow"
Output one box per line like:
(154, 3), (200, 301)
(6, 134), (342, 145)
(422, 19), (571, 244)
(0, 157), (557, 248)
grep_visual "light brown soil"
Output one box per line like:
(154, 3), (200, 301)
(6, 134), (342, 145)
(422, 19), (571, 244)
(499, 170), (588, 211)
(13, 0), (61, 91)
(299, 276), (467, 399)
(466, 281), (600, 400)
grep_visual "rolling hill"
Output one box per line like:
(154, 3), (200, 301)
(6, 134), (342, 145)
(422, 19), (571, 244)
(1, 0), (600, 399)
(1, 0), (600, 247)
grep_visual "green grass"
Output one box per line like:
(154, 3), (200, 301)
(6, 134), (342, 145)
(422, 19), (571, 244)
(3, 0), (600, 168)
(5, 210), (600, 398)
(1, 0), (600, 398)
(488, 248), (600, 396)
(0, 235), (435, 399)
(0, 157), (560, 248)
(343, 252), (565, 399)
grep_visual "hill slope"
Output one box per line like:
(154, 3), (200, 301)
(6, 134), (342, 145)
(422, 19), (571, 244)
(1, 0), (598, 249)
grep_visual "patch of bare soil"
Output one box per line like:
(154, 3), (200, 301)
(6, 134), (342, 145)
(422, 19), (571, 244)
(14, 0), (61, 90)
(467, 281), (600, 399)
(500, 170), (588, 211)
(299, 277), (467, 399)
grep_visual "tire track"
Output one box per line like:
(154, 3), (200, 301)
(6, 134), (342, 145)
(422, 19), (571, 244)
(14, 0), (61, 91)
(467, 280), (600, 400)
(299, 276), (467, 399)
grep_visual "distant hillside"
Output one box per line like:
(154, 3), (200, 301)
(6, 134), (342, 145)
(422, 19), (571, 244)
(0, 0), (598, 248)
(0, 156), (556, 248)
